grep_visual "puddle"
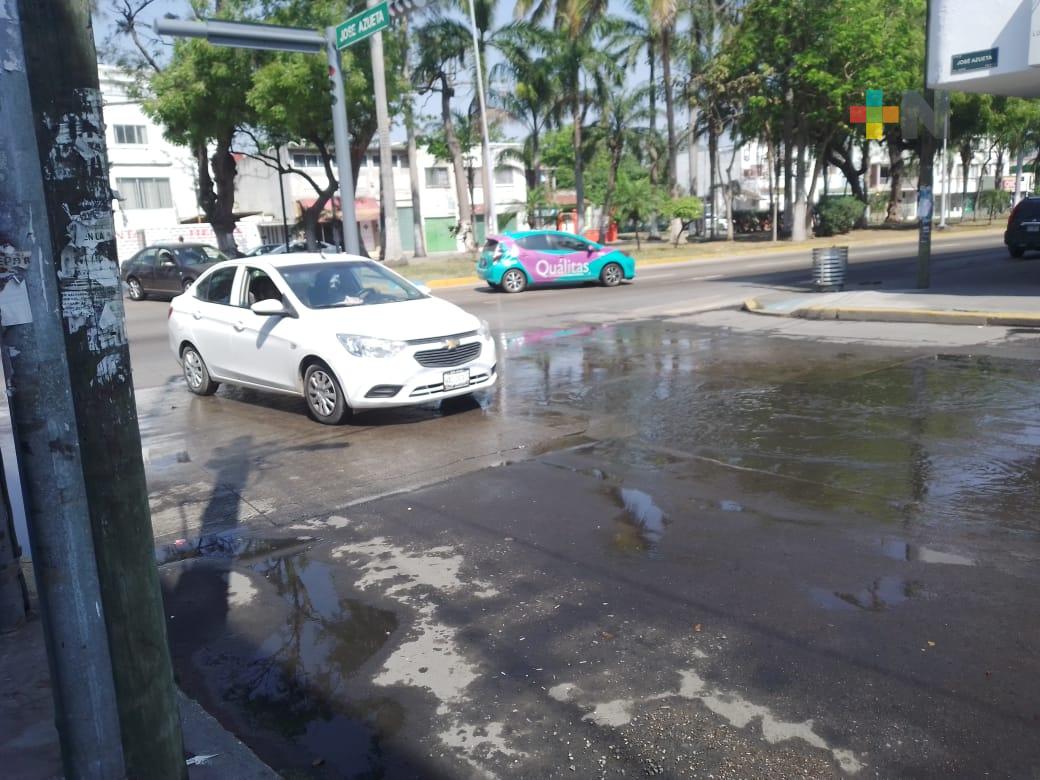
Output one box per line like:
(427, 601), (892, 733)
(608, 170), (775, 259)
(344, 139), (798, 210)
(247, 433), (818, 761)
(156, 531), (313, 565)
(162, 551), (408, 777)
(880, 538), (976, 566)
(612, 488), (667, 558)
(810, 576), (921, 612)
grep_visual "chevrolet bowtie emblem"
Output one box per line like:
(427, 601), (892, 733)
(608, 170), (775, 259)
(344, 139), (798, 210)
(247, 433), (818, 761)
(444, 338), (460, 350)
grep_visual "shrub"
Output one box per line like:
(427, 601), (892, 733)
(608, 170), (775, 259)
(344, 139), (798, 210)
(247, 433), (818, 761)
(815, 196), (866, 236)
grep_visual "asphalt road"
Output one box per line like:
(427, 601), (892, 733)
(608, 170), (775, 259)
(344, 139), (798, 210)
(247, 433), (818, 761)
(123, 231), (1010, 390)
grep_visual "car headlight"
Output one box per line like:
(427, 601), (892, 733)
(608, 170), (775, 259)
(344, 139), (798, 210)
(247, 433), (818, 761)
(337, 334), (407, 358)
(477, 319), (492, 339)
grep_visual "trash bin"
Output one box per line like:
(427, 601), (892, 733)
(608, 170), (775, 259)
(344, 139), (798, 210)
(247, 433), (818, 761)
(812, 246), (848, 291)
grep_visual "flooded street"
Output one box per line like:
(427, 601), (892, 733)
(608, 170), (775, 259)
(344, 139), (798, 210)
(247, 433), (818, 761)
(155, 321), (1040, 778)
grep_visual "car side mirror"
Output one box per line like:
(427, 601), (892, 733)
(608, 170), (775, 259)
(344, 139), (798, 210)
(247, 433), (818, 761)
(250, 299), (289, 317)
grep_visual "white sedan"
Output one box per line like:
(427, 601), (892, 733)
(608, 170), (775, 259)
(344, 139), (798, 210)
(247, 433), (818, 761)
(167, 254), (497, 424)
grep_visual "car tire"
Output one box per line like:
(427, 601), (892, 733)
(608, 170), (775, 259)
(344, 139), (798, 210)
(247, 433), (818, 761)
(304, 363), (351, 425)
(181, 344), (219, 396)
(501, 268), (528, 293)
(182, 277), (195, 293)
(126, 277), (146, 301)
(600, 262), (624, 287)
(1009, 246), (1026, 258)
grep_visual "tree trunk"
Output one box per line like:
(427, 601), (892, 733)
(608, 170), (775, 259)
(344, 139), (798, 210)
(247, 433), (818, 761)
(209, 135), (239, 254)
(687, 101), (698, 196)
(767, 132), (778, 242)
(885, 128), (906, 223)
(792, 140), (808, 242)
(531, 132), (542, 228)
(661, 27), (678, 195)
(573, 97), (585, 233)
(599, 145), (622, 244)
(960, 144), (972, 218)
(782, 99), (794, 236)
(708, 125), (718, 239)
(647, 41), (661, 240)
(402, 27), (427, 259)
(441, 79), (474, 251)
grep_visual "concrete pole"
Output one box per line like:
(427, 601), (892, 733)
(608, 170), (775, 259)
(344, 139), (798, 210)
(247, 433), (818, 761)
(401, 18), (427, 257)
(326, 31), (361, 255)
(368, 4), (403, 264)
(917, 0), (935, 289)
(940, 112), (950, 228)
(467, 0), (497, 236)
(13, 1), (186, 776)
(1013, 147), (1025, 206)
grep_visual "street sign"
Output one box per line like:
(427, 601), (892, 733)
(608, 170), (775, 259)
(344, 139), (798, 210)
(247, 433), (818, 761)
(335, 2), (389, 50)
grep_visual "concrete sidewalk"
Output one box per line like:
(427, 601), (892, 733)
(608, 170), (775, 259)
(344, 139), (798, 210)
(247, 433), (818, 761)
(745, 289), (1040, 326)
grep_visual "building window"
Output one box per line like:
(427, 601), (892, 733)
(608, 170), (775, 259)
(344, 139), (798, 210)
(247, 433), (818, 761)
(114, 125), (148, 145)
(425, 167), (449, 188)
(116, 177), (173, 210)
(291, 153), (322, 168)
(494, 166), (514, 185)
(392, 151), (408, 168)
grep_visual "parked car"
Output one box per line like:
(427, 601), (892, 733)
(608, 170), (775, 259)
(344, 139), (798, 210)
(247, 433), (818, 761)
(121, 243), (229, 300)
(246, 243), (285, 257)
(1004, 195), (1040, 257)
(167, 254), (496, 424)
(267, 240), (339, 254)
(476, 230), (636, 293)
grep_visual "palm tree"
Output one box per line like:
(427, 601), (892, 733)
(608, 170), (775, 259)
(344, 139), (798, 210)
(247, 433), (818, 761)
(648, 0), (679, 195)
(413, 18), (478, 250)
(514, 1), (623, 232)
(492, 23), (562, 206)
(594, 85), (650, 242)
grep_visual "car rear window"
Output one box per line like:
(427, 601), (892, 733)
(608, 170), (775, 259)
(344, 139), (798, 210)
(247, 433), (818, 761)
(517, 234), (551, 251)
(1015, 201), (1040, 220)
(482, 239), (498, 253)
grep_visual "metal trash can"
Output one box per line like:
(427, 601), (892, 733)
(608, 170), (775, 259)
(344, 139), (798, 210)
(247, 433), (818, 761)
(812, 246), (848, 291)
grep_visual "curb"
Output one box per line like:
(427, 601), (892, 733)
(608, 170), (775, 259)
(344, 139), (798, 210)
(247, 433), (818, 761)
(742, 297), (1040, 328)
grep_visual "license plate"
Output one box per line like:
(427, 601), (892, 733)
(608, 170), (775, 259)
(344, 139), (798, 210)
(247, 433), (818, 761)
(443, 369), (470, 390)
(1027, 224), (1039, 232)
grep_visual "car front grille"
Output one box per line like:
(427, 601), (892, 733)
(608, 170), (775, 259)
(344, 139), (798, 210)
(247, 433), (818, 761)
(414, 341), (482, 367)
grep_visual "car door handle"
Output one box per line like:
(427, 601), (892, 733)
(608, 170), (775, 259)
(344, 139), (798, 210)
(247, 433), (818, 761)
(192, 311), (202, 320)
(233, 321), (245, 332)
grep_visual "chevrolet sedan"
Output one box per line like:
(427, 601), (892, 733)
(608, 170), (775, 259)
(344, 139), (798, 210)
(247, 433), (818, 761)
(167, 255), (497, 424)
(477, 231), (636, 293)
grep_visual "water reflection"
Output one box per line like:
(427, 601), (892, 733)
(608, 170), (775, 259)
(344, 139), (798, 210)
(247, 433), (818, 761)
(880, 538), (976, 566)
(163, 549), (405, 777)
(612, 488), (667, 558)
(810, 577), (921, 612)
(497, 322), (1040, 537)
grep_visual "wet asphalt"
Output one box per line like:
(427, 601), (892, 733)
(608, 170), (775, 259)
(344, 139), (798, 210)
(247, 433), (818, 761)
(151, 318), (1040, 779)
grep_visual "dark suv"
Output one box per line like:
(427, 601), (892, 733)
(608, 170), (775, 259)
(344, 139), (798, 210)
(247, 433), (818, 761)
(120, 243), (229, 300)
(1004, 196), (1040, 258)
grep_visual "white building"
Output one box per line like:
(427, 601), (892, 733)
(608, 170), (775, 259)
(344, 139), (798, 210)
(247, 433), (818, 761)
(679, 135), (1031, 225)
(99, 65), (260, 258)
(930, 0), (1040, 98)
(235, 142), (528, 254)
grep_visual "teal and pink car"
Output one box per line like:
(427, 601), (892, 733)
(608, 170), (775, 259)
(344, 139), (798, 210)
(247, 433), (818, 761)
(477, 231), (636, 293)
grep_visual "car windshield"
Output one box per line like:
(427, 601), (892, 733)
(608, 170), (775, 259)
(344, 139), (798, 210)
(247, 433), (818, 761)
(176, 246), (227, 265)
(277, 261), (426, 309)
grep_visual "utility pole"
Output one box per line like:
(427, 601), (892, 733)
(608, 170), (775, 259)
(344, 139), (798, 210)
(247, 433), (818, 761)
(369, 0), (403, 264)
(402, 17), (427, 258)
(917, 0), (935, 289)
(11, 1), (186, 777)
(325, 30), (362, 255)
(467, 0), (497, 236)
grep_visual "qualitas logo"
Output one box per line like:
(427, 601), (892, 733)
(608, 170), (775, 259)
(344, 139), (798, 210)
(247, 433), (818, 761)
(849, 89), (949, 141)
(535, 258), (589, 277)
